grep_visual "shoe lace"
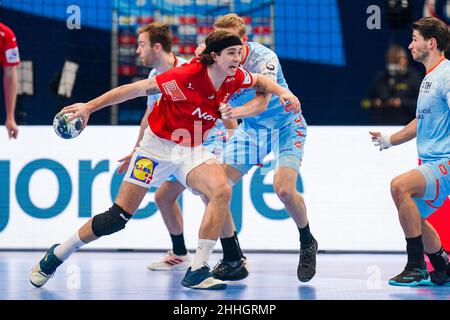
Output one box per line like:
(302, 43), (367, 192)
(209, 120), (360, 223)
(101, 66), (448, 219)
(213, 260), (229, 272)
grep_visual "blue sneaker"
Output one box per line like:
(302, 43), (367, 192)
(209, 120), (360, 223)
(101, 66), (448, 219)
(182, 265), (227, 290)
(388, 265), (430, 287)
(30, 244), (63, 287)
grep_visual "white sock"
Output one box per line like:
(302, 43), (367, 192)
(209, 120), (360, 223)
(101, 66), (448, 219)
(191, 239), (216, 271)
(54, 232), (86, 261)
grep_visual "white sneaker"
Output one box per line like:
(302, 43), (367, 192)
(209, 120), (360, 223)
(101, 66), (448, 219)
(147, 250), (191, 271)
(29, 244), (62, 287)
(30, 261), (53, 287)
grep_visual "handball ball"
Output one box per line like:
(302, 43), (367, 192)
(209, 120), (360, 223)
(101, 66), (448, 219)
(53, 112), (83, 139)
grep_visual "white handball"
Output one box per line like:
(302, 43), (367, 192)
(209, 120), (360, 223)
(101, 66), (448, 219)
(53, 112), (84, 139)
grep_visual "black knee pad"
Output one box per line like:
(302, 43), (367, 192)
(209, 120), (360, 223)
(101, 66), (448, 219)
(91, 203), (132, 237)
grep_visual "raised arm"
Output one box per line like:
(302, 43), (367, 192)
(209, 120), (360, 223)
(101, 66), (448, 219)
(220, 92), (271, 120)
(250, 73), (301, 113)
(61, 77), (161, 127)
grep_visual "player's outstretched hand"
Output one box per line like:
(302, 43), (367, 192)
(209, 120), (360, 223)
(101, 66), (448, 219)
(369, 131), (392, 151)
(60, 103), (91, 129)
(118, 153), (132, 174)
(279, 93), (301, 114)
(195, 43), (206, 57)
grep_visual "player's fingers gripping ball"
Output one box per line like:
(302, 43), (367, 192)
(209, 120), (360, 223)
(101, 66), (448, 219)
(53, 112), (84, 139)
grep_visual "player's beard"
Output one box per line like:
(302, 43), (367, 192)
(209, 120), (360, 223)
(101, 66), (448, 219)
(412, 45), (429, 63)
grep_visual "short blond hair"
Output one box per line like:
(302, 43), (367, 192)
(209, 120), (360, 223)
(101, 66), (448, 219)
(214, 13), (246, 36)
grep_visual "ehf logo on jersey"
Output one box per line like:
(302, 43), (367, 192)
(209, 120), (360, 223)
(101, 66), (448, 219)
(130, 156), (159, 184)
(5, 47), (20, 64)
(162, 80), (187, 101)
(423, 0), (450, 25)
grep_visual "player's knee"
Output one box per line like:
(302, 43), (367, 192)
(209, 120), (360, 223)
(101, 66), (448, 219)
(154, 189), (175, 208)
(274, 182), (295, 204)
(390, 176), (409, 201)
(91, 203), (132, 237)
(210, 180), (232, 203)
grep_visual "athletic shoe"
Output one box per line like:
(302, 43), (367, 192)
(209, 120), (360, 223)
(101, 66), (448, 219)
(298, 238), (318, 282)
(147, 250), (191, 271)
(388, 264), (429, 287)
(212, 257), (248, 281)
(181, 265), (227, 290)
(429, 270), (450, 285)
(29, 244), (63, 287)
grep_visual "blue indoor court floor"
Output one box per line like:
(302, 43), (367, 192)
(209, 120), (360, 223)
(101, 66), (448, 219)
(0, 251), (449, 300)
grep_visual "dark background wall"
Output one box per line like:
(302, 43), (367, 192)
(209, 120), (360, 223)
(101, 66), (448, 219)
(0, 0), (444, 125)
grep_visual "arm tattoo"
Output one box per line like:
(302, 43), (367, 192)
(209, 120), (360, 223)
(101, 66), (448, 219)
(146, 87), (160, 96)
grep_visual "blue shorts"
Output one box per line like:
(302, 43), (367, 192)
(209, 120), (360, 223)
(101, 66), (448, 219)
(414, 158), (450, 218)
(221, 114), (307, 175)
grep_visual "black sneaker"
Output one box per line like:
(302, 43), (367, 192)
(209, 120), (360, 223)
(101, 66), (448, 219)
(388, 264), (429, 287)
(429, 270), (450, 285)
(212, 258), (249, 281)
(298, 238), (318, 282)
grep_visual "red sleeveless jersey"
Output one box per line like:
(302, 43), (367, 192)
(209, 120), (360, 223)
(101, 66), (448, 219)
(150, 59), (253, 146)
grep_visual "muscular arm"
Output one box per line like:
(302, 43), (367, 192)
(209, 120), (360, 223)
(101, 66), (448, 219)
(249, 73), (300, 112)
(390, 118), (417, 145)
(62, 76), (161, 125)
(3, 66), (19, 138)
(86, 77), (160, 113)
(229, 92), (271, 118)
(3, 66), (17, 122)
(251, 73), (288, 96)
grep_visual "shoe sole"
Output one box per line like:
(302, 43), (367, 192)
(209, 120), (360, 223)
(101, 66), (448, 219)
(30, 279), (44, 288)
(29, 262), (50, 288)
(182, 282), (227, 290)
(181, 279), (227, 290)
(147, 264), (190, 271)
(298, 271), (316, 283)
(389, 278), (450, 287)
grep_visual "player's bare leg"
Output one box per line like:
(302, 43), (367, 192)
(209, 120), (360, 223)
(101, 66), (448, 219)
(181, 161), (232, 290)
(273, 166), (317, 282)
(148, 181), (191, 271)
(30, 182), (147, 287)
(211, 164), (248, 281)
(388, 170), (430, 286)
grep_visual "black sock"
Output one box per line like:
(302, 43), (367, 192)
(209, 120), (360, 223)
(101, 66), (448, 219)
(299, 223), (314, 248)
(170, 233), (187, 256)
(406, 235), (425, 268)
(426, 247), (449, 272)
(220, 233), (242, 262)
(234, 231), (245, 259)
